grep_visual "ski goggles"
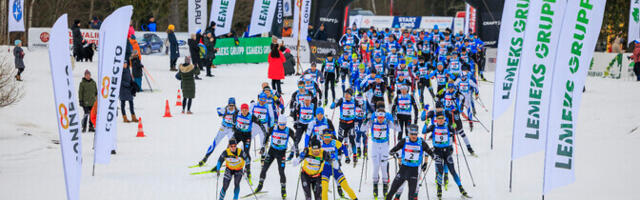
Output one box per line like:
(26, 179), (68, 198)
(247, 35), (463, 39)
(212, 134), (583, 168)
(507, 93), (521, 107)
(375, 112), (385, 119)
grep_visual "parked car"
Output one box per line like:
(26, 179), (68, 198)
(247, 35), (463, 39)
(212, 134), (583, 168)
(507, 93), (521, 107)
(140, 33), (163, 55)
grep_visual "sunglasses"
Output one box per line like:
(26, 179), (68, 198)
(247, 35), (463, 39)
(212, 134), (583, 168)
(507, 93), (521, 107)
(229, 144), (237, 148)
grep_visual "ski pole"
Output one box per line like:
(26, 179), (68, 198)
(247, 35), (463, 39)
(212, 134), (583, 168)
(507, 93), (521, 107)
(463, 119), (490, 133)
(143, 72), (153, 92)
(215, 170), (221, 200)
(141, 67), (156, 83)
(244, 170), (260, 200)
(455, 132), (476, 187)
(358, 151), (366, 192)
(454, 130), (461, 179)
(420, 158), (432, 200)
(294, 167), (302, 200)
(475, 95), (489, 112)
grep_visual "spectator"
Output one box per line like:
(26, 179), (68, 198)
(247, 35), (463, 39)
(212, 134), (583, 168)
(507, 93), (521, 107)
(178, 56), (200, 114)
(120, 61), (138, 122)
(203, 32), (217, 77)
(71, 19), (84, 62)
(147, 17), (157, 32)
(13, 40), (25, 81)
(633, 40), (640, 81)
(90, 16), (101, 29)
(243, 25), (254, 38)
(129, 36), (144, 91)
(188, 33), (203, 80)
(314, 24), (327, 41)
(268, 45), (285, 94)
(167, 24), (179, 71)
(283, 48), (295, 76)
(78, 70), (97, 132)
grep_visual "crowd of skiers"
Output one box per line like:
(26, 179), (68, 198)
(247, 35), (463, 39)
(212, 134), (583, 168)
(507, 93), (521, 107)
(191, 25), (487, 200)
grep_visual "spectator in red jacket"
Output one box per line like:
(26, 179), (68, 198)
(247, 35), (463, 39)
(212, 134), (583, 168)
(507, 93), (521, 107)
(268, 45), (285, 94)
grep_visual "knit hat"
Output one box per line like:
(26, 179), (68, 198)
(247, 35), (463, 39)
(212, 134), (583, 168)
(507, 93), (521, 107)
(168, 24), (175, 31)
(278, 115), (287, 126)
(241, 103), (249, 110)
(84, 70), (91, 75)
(229, 138), (238, 145)
(14, 40), (21, 46)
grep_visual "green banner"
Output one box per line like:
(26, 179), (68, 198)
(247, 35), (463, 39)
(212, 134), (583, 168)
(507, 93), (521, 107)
(213, 37), (272, 65)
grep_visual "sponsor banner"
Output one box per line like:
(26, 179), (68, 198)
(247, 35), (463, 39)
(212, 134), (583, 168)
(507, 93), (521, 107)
(188, 0), (208, 34)
(95, 6), (133, 164)
(248, 0), (277, 36)
(419, 16), (453, 30)
(629, 0), (640, 44)
(543, 0), (606, 194)
(271, 0), (284, 37)
(312, 0), (350, 42)
(474, 0), (503, 47)
(309, 39), (339, 63)
(210, 0), (236, 36)
(282, 37), (310, 63)
(28, 28), (189, 51)
(292, 0), (312, 40)
(492, 0), (529, 120)
(359, 16), (394, 28)
(212, 37), (272, 65)
(588, 52), (634, 79)
(8, 0), (25, 32)
(511, 0), (566, 160)
(47, 14), (82, 200)
(392, 16), (421, 29)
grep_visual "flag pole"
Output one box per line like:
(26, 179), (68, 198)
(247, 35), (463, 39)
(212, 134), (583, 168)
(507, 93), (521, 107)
(295, 0), (302, 75)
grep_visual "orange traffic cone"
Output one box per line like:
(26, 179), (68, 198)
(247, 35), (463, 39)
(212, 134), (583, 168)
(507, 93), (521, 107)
(176, 89), (183, 106)
(136, 117), (145, 137)
(163, 99), (172, 117)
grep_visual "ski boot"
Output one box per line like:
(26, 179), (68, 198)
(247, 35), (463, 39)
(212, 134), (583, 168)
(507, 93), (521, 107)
(353, 154), (358, 167)
(363, 146), (368, 158)
(467, 145), (478, 157)
(444, 173), (449, 191)
(281, 185), (287, 199)
(393, 193), (401, 200)
(357, 147), (362, 158)
(437, 184), (443, 200)
(254, 180), (264, 193)
(372, 183), (378, 199)
(469, 122), (474, 132)
(111, 150), (116, 155)
(209, 166), (218, 174)
(337, 185), (345, 198)
(246, 169), (253, 185)
(383, 183), (389, 197)
(459, 185), (472, 198)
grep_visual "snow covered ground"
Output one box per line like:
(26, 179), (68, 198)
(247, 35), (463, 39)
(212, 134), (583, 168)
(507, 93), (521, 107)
(0, 47), (639, 200)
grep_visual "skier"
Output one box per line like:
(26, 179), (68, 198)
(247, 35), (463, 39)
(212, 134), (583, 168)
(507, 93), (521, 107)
(330, 88), (359, 162)
(338, 53), (352, 93)
(197, 98), (238, 167)
(254, 116), (296, 199)
(288, 93), (317, 160)
(304, 62), (324, 84)
(353, 93), (372, 161)
(212, 138), (250, 200)
(322, 52), (340, 106)
(304, 107), (336, 148)
(293, 139), (332, 200)
(251, 92), (275, 139)
(319, 130), (359, 200)
(414, 57), (435, 105)
(290, 80), (318, 110)
(232, 103), (267, 184)
(391, 85), (419, 141)
(441, 83), (475, 155)
(363, 75), (393, 106)
(386, 124), (434, 200)
(428, 62), (452, 100)
(361, 106), (397, 199)
(424, 114), (471, 199)
(455, 72), (479, 131)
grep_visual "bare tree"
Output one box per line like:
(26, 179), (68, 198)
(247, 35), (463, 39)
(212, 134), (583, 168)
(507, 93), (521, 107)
(0, 58), (24, 108)
(1, 0), (7, 45)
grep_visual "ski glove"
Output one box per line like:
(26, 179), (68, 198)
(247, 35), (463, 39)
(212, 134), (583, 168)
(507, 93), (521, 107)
(345, 157), (351, 164)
